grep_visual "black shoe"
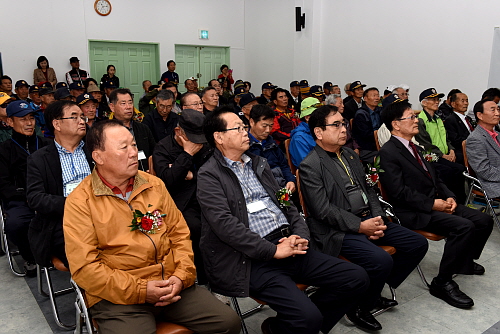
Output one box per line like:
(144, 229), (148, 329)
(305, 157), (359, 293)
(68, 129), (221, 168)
(261, 317), (278, 334)
(346, 307), (382, 331)
(23, 261), (37, 277)
(473, 262), (485, 275)
(375, 296), (398, 309)
(429, 278), (473, 309)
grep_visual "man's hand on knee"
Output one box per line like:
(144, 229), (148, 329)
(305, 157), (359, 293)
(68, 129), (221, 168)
(146, 280), (176, 306)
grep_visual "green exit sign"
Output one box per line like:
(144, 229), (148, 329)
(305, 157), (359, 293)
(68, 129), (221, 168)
(199, 30), (209, 39)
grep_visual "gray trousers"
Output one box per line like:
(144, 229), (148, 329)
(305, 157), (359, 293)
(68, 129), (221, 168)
(89, 285), (240, 334)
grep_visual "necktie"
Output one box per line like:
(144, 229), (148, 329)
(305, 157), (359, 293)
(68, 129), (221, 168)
(465, 116), (474, 132)
(409, 142), (431, 178)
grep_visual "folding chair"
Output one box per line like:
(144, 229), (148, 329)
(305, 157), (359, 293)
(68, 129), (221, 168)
(148, 155), (156, 176)
(36, 257), (76, 330)
(374, 130), (381, 150)
(0, 204), (26, 277)
(462, 140), (500, 231)
(284, 138), (297, 175)
(72, 279), (193, 334)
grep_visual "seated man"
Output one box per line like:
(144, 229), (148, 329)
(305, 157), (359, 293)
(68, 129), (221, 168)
(300, 105), (428, 331)
(0, 101), (51, 275)
(64, 120), (240, 334)
(352, 87), (383, 163)
(379, 100), (493, 309)
(289, 97), (320, 169)
(270, 88), (300, 148)
(27, 100), (92, 268)
(142, 89), (179, 142)
(466, 99), (500, 198)
(153, 109), (213, 285)
(444, 92), (474, 165)
(247, 104), (295, 192)
(197, 107), (369, 334)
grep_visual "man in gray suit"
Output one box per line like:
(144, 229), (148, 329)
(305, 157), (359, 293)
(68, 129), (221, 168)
(299, 105), (428, 332)
(467, 99), (500, 198)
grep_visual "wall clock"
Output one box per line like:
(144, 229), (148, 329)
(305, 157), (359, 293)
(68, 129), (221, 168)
(95, 0), (112, 16)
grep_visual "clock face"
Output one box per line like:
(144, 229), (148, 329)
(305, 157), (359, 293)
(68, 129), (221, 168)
(95, 0), (111, 16)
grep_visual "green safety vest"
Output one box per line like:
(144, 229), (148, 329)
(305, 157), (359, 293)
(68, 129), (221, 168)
(418, 110), (448, 154)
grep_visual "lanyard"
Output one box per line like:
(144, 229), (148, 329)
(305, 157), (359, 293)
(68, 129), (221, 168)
(336, 152), (354, 185)
(11, 137), (38, 155)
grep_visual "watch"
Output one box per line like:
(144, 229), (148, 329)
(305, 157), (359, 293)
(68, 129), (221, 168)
(94, 0), (112, 16)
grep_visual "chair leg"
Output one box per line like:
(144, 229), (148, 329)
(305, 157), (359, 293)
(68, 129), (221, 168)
(371, 286), (397, 317)
(44, 266), (76, 330)
(37, 265), (49, 297)
(230, 297), (249, 334)
(2, 227), (25, 277)
(416, 264), (431, 288)
(71, 279), (96, 334)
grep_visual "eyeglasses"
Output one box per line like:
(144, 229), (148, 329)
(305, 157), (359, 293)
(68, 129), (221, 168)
(397, 114), (418, 121)
(186, 102), (204, 107)
(157, 104), (173, 110)
(58, 116), (88, 123)
(221, 125), (249, 133)
(324, 121), (348, 128)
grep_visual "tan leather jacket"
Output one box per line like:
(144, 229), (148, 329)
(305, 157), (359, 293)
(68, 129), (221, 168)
(64, 170), (195, 308)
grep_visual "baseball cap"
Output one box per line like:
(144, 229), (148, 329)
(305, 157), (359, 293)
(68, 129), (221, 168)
(310, 85), (325, 98)
(178, 109), (207, 144)
(0, 92), (14, 105)
(261, 82), (276, 90)
(6, 100), (34, 117)
(382, 94), (406, 109)
(299, 80), (309, 87)
(39, 82), (54, 96)
(76, 93), (98, 105)
(323, 82), (334, 89)
(239, 93), (258, 107)
(29, 85), (39, 94)
(300, 86), (311, 95)
(15, 80), (29, 88)
(234, 80), (245, 89)
(349, 81), (366, 91)
(69, 82), (84, 90)
(186, 76), (198, 81)
(54, 88), (72, 100)
(300, 97), (321, 118)
(56, 82), (68, 89)
(419, 88), (444, 102)
(69, 56), (80, 63)
(290, 81), (300, 87)
(234, 87), (246, 97)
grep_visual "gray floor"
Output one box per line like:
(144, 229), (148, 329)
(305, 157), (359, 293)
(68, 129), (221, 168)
(1, 227), (500, 333)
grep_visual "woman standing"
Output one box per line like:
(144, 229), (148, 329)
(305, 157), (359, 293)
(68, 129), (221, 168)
(99, 65), (120, 90)
(217, 64), (234, 91)
(33, 56), (57, 87)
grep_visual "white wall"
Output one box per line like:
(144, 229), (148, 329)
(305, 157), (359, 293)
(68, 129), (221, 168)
(2, 0), (245, 87)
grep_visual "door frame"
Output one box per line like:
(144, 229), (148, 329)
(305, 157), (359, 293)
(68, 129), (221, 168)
(88, 39), (161, 84)
(175, 44), (231, 83)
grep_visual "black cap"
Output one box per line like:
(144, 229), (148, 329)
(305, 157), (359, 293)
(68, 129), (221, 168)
(39, 82), (54, 96)
(299, 80), (309, 87)
(382, 94), (406, 109)
(69, 56), (80, 63)
(261, 82), (276, 90)
(234, 80), (245, 89)
(29, 85), (39, 94)
(290, 81), (300, 87)
(15, 80), (29, 88)
(69, 82), (84, 90)
(323, 81), (334, 89)
(54, 88), (72, 100)
(76, 93), (98, 105)
(234, 87), (246, 97)
(178, 109), (207, 144)
(239, 93), (258, 107)
(419, 88), (445, 102)
(56, 82), (68, 89)
(310, 85), (325, 98)
(349, 81), (366, 91)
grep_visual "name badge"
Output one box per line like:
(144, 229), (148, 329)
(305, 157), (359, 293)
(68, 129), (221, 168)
(65, 180), (82, 197)
(138, 150), (146, 161)
(361, 191), (369, 205)
(247, 200), (266, 213)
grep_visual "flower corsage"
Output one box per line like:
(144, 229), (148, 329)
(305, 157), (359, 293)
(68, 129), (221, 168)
(423, 150), (439, 163)
(276, 188), (292, 208)
(365, 156), (385, 187)
(129, 204), (165, 234)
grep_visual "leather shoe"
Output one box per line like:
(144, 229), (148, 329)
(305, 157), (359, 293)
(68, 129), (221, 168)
(429, 278), (473, 309)
(346, 306), (382, 331)
(375, 296), (398, 309)
(473, 262), (485, 275)
(23, 261), (37, 277)
(261, 317), (278, 334)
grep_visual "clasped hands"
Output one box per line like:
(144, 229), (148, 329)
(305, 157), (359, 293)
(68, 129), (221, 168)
(359, 216), (387, 240)
(274, 234), (309, 259)
(145, 275), (184, 307)
(432, 197), (457, 214)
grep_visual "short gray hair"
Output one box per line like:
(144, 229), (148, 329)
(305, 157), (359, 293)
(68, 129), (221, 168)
(325, 94), (342, 105)
(157, 89), (174, 102)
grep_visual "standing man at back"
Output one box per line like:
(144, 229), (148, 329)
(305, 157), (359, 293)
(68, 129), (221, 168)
(65, 57), (89, 85)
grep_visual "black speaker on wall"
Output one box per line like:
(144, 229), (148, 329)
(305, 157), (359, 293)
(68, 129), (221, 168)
(296, 7), (305, 31)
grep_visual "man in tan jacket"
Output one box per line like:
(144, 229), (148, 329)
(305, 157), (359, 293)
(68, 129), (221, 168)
(63, 119), (240, 334)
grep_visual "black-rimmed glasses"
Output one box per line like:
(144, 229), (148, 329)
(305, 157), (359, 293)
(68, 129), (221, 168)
(324, 121), (348, 128)
(221, 125), (249, 133)
(58, 116), (88, 123)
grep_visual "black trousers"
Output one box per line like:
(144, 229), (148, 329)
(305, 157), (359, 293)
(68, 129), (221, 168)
(249, 248), (369, 334)
(181, 207), (207, 285)
(433, 158), (466, 204)
(423, 204), (493, 276)
(340, 221), (428, 310)
(4, 201), (35, 262)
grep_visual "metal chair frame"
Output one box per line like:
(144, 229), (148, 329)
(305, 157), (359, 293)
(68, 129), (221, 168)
(0, 205), (26, 276)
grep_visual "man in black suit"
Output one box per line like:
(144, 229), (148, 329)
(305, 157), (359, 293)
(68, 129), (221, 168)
(27, 100), (93, 268)
(444, 92), (474, 165)
(378, 100), (493, 309)
(300, 105), (428, 331)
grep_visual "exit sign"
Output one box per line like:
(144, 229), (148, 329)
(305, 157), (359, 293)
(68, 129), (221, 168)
(199, 30), (209, 39)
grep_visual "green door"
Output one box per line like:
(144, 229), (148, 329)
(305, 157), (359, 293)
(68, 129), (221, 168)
(89, 40), (159, 107)
(175, 45), (230, 92)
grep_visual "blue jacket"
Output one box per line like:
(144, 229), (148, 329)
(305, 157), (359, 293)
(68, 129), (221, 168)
(247, 134), (295, 186)
(289, 121), (316, 168)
